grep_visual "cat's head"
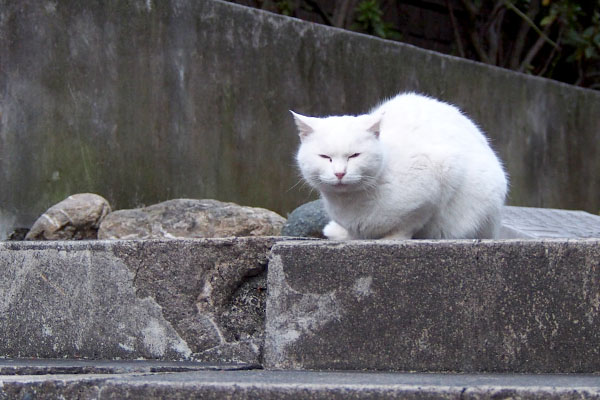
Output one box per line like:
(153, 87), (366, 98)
(292, 111), (384, 193)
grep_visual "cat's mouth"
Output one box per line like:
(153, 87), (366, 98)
(325, 179), (349, 187)
(324, 180), (356, 191)
(317, 177), (361, 191)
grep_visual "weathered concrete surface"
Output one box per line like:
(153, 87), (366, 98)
(501, 206), (600, 238)
(0, 238), (281, 363)
(1, 0), (600, 239)
(0, 359), (255, 375)
(1, 366), (599, 399)
(264, 240), (600, 373)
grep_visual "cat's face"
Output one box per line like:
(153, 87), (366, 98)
(293, 112), (383, 193)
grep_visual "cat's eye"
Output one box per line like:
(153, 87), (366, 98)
(348, 153), (361, 159)
(319, 154), (332, 162)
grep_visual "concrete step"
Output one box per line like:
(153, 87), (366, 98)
(264, 239), (600, 373)
(2, 237), (600, 374)
(0, 237), (282, 364)
(1, 360), (599, 399)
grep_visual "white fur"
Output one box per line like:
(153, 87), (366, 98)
(292, 93), (508, 240)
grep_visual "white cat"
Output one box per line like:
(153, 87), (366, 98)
(292, 92), (508, 240)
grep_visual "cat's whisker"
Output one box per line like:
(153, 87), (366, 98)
(286, 178), (305, 193)
(299, 185), (317, 201)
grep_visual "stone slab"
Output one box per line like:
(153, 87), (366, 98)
(0, 237), (282, 363)
(500, 206), (600, 239)
(1, 367), (599, 399)
(264, 240), (600, 373)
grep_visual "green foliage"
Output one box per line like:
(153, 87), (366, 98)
(352, 0), (401, 40)
(275, 0), (295, 16)
(538, 0), (600, 87)
(556, 7), (600, 61)
(457, 0), (600, 88)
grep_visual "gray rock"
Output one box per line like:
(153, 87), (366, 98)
(0, 237), (280, 363)
(25, 193), (111, 240)
(98, 199), (286, 240)
(281, 200), (328, 238)
(7, 228), (29, 241)
(264, 239), (600, 373)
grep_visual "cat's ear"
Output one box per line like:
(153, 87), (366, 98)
(367, 115), (382, 139)
(290, 111), (316, 140)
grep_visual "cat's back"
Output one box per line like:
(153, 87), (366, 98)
(373, 92), (488, 149)
(373, 92), (464, 123)
(370, 92), (507, 239)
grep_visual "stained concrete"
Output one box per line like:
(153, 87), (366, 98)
(264, 239), (600, 373)
(1, 0), (600, 239)
(0, 237), (280, 363)
(1, 365), (599, 399)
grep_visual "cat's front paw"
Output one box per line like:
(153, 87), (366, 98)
(323, 221), (350, 240)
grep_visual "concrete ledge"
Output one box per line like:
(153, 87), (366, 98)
(264, 239), (600, 373)
(0, 238), (282, 363)
(1, 366), (599, 399)
(0, 359), (256, 375)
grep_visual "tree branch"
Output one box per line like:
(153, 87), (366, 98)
(486, 4), (506, 65)
(537, 25), (563, 76)
(303, 0), (334, 26)
(460, 0), (491, 63)
(518, 22), (555, 72)
(508, 0), (540, 69)
(504, 0), (558, 49)
(332, 0), (351, 28)
(574, 59), (584, 86)
(459, 0), (478, 17)
(446, 0), (466, 58)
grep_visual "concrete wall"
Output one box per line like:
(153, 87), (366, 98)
(1, 0), (599, 238)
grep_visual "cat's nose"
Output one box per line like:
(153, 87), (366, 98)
(335, 172), (346, 180)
